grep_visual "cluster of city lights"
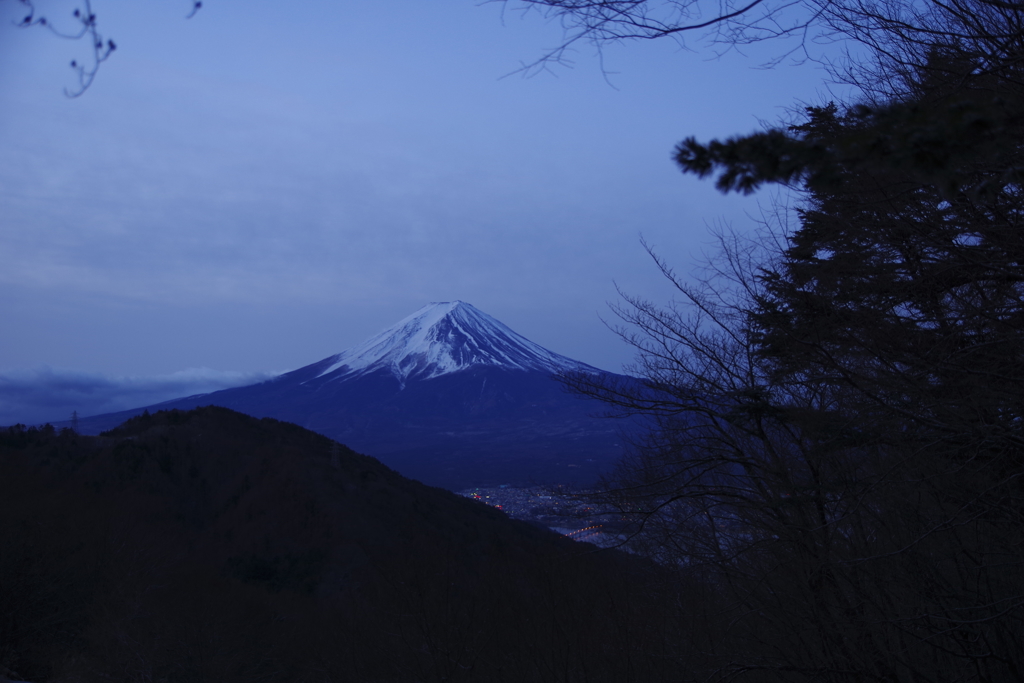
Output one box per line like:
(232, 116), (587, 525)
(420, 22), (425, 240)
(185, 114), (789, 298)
(565, 524), (603, 538)
(467, 491), (502, 510)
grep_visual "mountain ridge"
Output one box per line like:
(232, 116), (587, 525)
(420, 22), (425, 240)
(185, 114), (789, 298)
(0, 406), (682, 681)
(64, 302), (634, 490)
(312, 300), (602, 385)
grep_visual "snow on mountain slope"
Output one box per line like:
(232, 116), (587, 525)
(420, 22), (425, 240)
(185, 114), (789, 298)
(315, 301), (600, 384)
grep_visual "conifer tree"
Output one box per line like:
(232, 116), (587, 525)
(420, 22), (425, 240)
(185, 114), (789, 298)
(568, 12), (1024, 682)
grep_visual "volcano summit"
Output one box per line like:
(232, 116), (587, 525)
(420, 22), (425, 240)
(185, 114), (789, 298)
(314, 301), (597, 383)
(73, 302), (629, 490)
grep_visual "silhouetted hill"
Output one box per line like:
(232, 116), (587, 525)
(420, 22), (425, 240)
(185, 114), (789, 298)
(66, 303), (636, 490)
(71, 365), (631, 490)
(0, 407), (688, 682)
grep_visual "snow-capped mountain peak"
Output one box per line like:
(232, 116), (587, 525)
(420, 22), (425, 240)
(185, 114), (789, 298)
(315, 301), (597, 383)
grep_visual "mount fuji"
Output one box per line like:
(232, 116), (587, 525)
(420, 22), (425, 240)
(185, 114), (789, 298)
(73, 302), (632, 490)
(312, 300), (595, 384)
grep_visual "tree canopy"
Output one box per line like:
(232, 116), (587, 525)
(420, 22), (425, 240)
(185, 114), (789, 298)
(562, 0), (1024, 680)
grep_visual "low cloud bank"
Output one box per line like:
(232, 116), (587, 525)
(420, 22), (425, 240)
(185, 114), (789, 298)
(0, 366), (280, 427)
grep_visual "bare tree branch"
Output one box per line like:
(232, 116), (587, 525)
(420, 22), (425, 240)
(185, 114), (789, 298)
(15, 0), (203, 96)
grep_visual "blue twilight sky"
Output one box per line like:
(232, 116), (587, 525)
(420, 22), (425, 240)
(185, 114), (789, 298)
(0, 0), (847, 424)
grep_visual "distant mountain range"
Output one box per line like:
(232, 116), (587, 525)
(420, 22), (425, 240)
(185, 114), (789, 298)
(72, 302), (634, 490)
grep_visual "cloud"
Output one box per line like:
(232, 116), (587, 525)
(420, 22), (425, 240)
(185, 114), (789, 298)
(0, 366), (280, 427)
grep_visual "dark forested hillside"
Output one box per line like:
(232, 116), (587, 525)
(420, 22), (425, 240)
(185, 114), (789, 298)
(0, 407), (688, 683)
(68, 365), (630, 491)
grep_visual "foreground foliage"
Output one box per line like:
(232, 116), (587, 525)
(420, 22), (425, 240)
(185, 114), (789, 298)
(567, 5), (1024, 682)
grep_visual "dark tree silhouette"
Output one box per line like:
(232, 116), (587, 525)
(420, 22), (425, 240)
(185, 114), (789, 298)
(496, 0), (1024, 79)
(15, 0), (202, 96)
(559, 2), (1024, 679)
